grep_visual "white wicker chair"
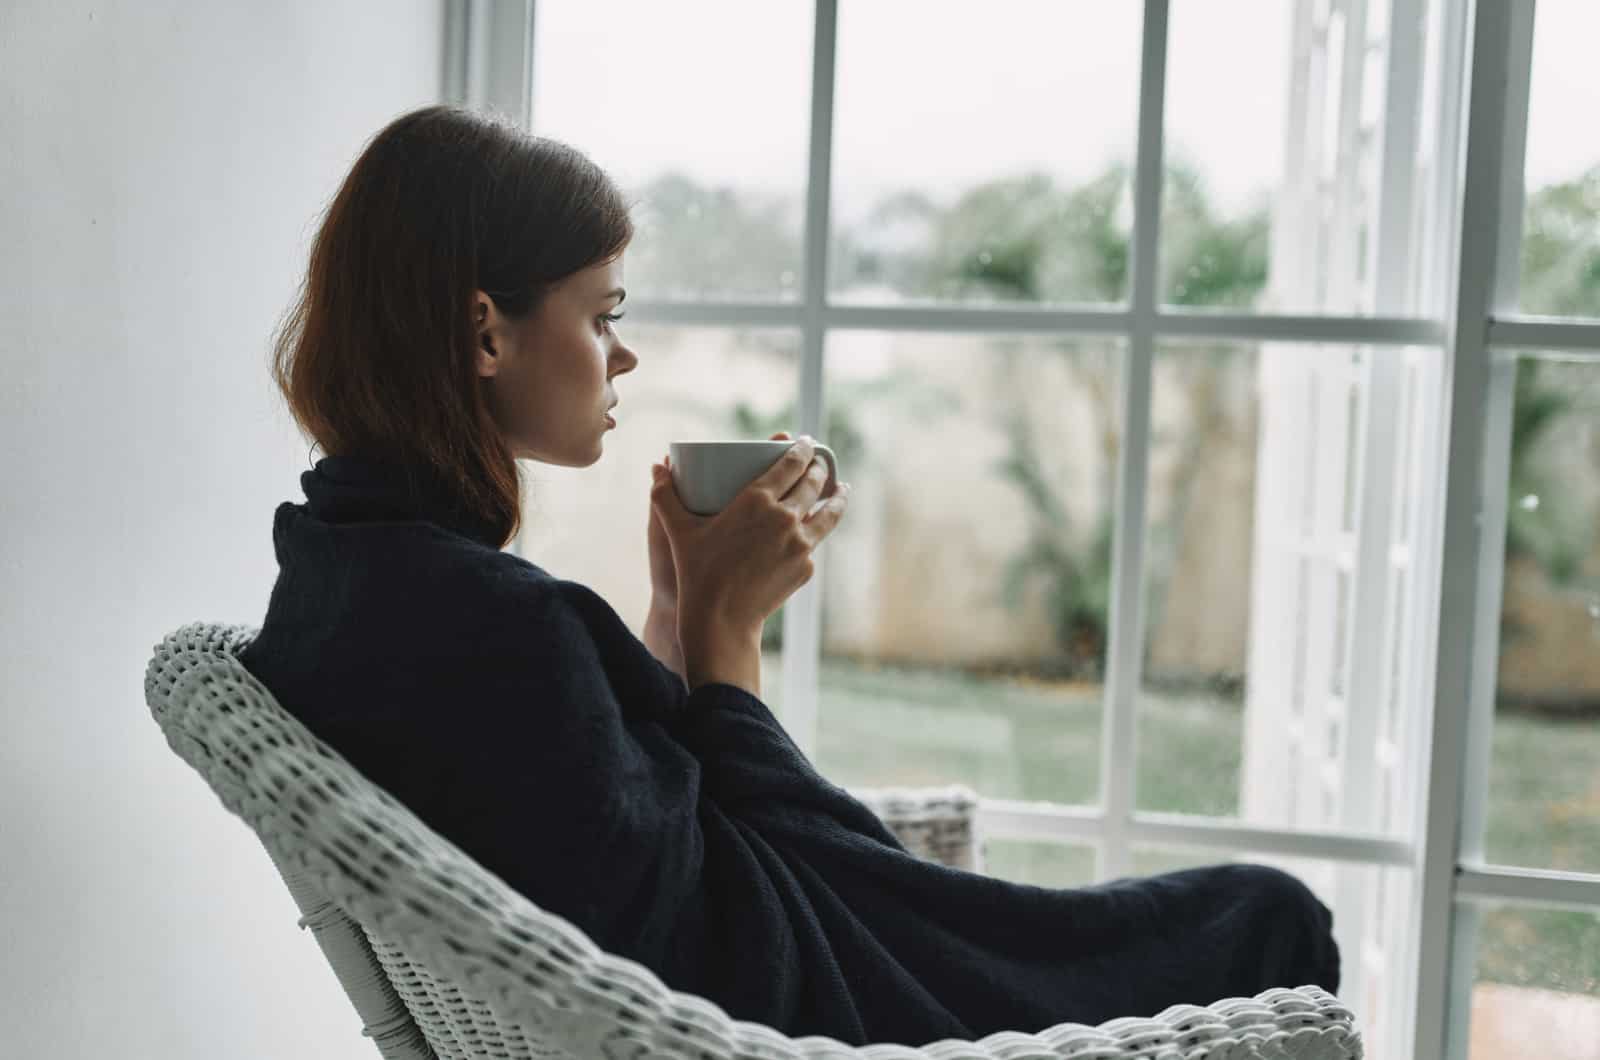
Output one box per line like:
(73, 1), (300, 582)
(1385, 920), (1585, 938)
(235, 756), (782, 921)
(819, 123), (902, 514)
(145, 621), (1362, 1060)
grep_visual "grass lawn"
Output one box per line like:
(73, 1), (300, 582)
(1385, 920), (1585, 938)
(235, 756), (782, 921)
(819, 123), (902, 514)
(792, 653), (1600, 998)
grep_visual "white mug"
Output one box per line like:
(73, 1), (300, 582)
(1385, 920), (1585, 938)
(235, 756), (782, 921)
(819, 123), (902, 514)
(668, 439), (839, 516)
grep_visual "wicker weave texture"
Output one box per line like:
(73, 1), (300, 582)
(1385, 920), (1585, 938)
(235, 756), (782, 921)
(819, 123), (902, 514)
(145, 622), (1362, 1060)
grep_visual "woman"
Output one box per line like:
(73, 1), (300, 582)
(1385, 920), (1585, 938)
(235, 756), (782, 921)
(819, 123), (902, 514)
(241, 104), (1338, 1048)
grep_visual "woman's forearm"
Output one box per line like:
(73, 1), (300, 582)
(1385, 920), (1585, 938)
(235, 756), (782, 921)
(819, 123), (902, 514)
(643, 596), (688, 687)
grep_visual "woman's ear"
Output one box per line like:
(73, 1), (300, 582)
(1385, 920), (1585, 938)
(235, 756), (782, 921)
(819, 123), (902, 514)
(472, 290), (500, 378)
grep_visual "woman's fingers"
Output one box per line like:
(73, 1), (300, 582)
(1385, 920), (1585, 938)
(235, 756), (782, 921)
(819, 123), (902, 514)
(802, 482), (850, 542)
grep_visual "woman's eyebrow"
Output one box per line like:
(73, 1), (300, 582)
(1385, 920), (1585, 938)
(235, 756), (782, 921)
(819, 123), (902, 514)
(602, 287), (626, 305)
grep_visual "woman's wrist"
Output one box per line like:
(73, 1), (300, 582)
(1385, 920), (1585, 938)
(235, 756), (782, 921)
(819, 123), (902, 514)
(643, 595), (686, 685)
(679, 612), (764, 697)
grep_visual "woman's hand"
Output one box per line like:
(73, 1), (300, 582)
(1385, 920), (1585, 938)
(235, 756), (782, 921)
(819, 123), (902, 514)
(643, 433), (799, 685)
(650, 432), (850, 693)
(647, 479), (679, 609)
(646, 432), (796, 611)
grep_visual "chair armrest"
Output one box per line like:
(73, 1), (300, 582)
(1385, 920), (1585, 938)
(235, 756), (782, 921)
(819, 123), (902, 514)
(848, 784), (982, 872)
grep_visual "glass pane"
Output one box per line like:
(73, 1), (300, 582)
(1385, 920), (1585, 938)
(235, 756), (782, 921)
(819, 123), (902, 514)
(531, 1), (813, 301)
(1133, 846), (1413, 1060)
(1469, 904), (1600, 1060)
(829, 1), (1141, 306)
(1137, 343), (1438, 842)
(1165, 0), (1438, 314)
(514, 324), (798, 706)
(812, 332), (1121, 804)
(1487, 355), (1600, 874)
(1520, 0), (1600, 318)
(984, 840), (1097, 889)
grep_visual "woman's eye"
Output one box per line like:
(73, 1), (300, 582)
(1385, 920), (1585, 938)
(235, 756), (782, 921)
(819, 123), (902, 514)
(600, 311), (626, 329)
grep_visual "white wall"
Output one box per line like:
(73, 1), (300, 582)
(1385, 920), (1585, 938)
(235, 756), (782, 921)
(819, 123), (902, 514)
(1, 2), (444, 1055)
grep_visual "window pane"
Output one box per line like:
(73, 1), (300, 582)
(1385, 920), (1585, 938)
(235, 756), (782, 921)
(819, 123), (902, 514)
(1165, 0), (1438, 314)
(1133, 846), (1413, 1060)
(1487, 355), (1600, 874)
(812, 333), (1121, 804)
(1469, 904), (1600, 1060)
(531, 1), (813, 301)
(515, 323), (798, 711)
(829, 1), (1141, 306)
(984, 840), (1097, 889)
(1136, 343), (1439, 843)
(1520, 0), (1600, 318)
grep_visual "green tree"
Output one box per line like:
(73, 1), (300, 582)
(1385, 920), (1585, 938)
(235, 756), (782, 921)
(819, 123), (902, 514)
(626, 172), (801, 299)
(1160, 162), (1270, 307)
(879, 161), (1268, 670)
(1520, 164), (1600, 318)
(991, 412), (1116, 676)
(1505, 361), (1582, 587)
(927, 168), (1131, 303)
(642, 164), (1600, 681)
(1502, 165), (1600, 612)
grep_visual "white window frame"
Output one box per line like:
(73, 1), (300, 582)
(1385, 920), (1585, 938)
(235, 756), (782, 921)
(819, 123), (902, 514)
(1416, 3), (1600, 1059)
(461, 2), (1600, 1057)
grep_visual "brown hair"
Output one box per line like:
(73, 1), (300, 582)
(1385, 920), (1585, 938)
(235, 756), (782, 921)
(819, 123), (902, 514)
(270, 104), (635, 547)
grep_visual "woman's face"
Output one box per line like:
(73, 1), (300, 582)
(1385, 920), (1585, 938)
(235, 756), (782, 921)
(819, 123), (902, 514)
(473, 254), (637, 466)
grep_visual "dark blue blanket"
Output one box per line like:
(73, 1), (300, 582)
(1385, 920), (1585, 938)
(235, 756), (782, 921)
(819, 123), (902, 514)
(240, 454), (1339, 1047)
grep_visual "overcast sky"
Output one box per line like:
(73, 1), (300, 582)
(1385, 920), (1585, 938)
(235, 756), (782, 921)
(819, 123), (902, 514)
(531, 1), (1600, 225)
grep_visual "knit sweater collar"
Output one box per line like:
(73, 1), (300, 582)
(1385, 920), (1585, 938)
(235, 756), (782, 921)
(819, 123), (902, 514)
(300, 453), (505, 549)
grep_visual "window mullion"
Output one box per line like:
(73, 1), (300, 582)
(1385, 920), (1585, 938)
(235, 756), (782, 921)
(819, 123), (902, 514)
(1488, 316), (1600, 352)
(448, 0), (535, 124)
(1408, 1), (1519, 1058)
(1097, 0), (1168, 880)
(780, 0), (839, 759)
(1456, 866), (1600, 912)
(1438, 11), (1535, 1060)
(1458, 352), (1518, 869)
(1331, 4), (1429, 1050)
(1491, 2), (1538, 315)
(626, 301), (1448, 346)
